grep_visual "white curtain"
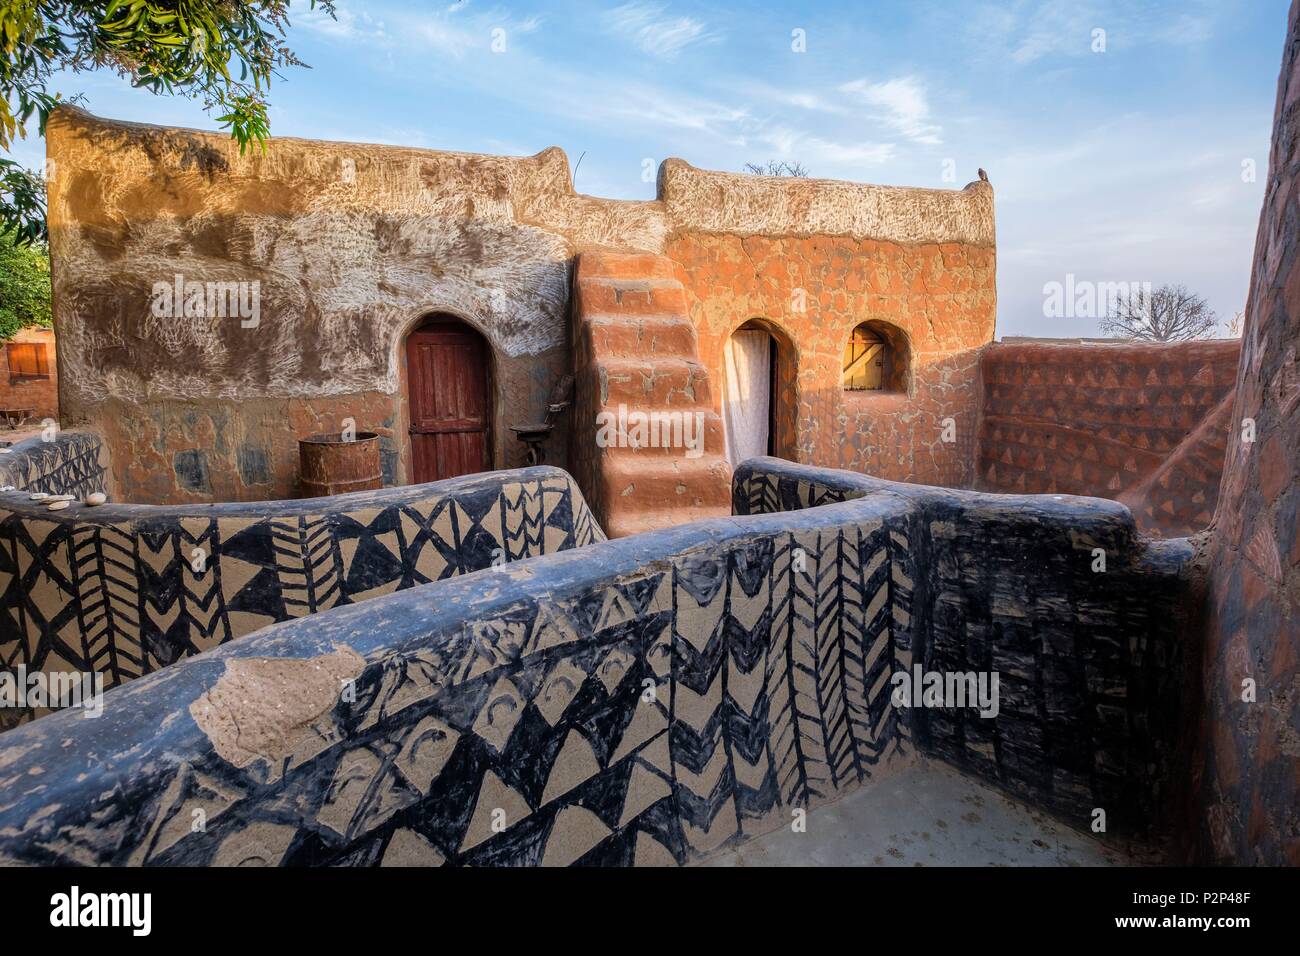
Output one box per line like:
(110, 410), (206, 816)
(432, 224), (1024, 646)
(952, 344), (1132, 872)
(723, 330), (771, 468)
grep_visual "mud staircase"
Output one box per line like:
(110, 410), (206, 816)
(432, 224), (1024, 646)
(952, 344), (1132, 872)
(570, 251), (731, 538)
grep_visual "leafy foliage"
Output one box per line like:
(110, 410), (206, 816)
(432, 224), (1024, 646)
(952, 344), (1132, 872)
(0, 0), (334, 244)
(0, 236), (51, 339)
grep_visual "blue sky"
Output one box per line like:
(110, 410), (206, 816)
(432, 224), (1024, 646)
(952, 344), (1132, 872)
(5, 0), (1291, 336)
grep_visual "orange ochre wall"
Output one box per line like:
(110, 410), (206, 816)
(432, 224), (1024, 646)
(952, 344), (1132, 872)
(0, 328), (59, 424)
(666, 233), (997, 487)
(977, 339), (1241, 537)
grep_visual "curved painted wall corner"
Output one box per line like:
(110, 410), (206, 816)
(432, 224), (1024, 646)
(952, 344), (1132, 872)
(732, 456), (1197, 843)
(0, 498), (912, 866)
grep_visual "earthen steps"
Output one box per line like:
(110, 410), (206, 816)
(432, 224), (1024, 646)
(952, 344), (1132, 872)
(571, 250), (733, 538)
(598, 455), (732, 505)
(598, 356), (715, 407)
(582, 314), (701, 359)
(578, 276), (691, 316)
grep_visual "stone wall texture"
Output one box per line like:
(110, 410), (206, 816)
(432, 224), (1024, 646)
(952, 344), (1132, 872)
(1194, 0), (1300, 865)
(977, 340), (1240, 537)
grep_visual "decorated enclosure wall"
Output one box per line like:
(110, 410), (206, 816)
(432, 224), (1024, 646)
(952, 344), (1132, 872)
(732, 457), (1195, 832)
(0, 459), (1192, 866)
(976, 340), (1240, 537)
(0, 431), (603, 730)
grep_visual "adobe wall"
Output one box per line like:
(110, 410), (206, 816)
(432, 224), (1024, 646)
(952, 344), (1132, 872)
(664, 167), (996, 488)
(1195, 0), (1300, 865)
(734, 458), (1195, 836)
(0, 461), (1190, 865)
(48, 109), (996, 506)
(45, 107), (665, 502)
(976, 340), (1240, 537)
(0, 327), (58, 423)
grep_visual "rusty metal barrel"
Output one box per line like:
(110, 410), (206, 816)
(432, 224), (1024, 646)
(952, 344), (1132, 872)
(298, 431), (382, 498)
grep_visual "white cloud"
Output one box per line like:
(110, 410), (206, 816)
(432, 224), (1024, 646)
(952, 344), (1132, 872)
(297, 7), (387, 42)
(840, 76), (943, 145)
(580, 82), (753, 141)
(750, 123), (895, 168)
(959, 0), (1219, 67)
(298, 3), (539, 59)
(603, 2), (722, 60)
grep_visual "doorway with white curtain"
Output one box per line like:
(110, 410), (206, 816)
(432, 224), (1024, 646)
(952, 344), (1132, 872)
(723, 323), (777, 468)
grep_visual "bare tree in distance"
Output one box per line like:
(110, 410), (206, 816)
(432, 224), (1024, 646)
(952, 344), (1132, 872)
(744, 160), (809, 177)
(1225, 310), (1245, 337)
(1099, 284), (1219, 342)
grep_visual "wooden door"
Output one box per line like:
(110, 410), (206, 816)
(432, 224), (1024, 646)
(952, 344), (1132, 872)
(406, 320), (490, 483)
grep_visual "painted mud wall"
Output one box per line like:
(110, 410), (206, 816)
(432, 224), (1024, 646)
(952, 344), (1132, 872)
(46, 107), (665, 502)
(1194, 0), (1300, 865)
(733, 458), (1194, 834)
(976, 340), (1241, 537)
(664, 166), (996, 490)
(0, 461), (1189, 865)
(49, 108), (997, 510)
(0, 430), (603, 730)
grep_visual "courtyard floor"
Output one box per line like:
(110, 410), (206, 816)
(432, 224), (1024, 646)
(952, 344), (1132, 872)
(705, 760), (1151, 867)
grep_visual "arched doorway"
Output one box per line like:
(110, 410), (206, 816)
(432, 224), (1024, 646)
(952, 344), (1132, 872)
(405, 315), (492, 482)
(723, 320), (779, 467)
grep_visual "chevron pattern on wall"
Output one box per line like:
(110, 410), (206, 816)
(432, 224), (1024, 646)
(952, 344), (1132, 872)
(0, 430), (108, 497)
(731, 457), (1192, 835)
(0, 505), (907, 867)
(0, 436), (606, 730)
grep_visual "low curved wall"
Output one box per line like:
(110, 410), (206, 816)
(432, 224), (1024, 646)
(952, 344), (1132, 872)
(0, 498), (907, 866)
(733, 457), (1195, 836)
(0, 431), (604, 729)
(0, 458), (1193, 866)
(0, 428), (110, 496)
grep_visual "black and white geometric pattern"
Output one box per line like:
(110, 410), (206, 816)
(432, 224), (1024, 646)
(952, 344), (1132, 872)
(732, 457), (1192, 834)
(0, 498), (905, 867)
(0, 455), (1193, 865)
(0, 429), (107, 497)
(0, 433), (605, 729)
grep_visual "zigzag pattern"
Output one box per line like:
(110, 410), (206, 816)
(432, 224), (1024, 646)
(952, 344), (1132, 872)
(274, 516), (342, 618)
(735, 468), (905, 783)
(0, 431), (108, 497)
(72, 525), (143, 686)
(1, 439), (608, 729)
(0, 509), (908, 867)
